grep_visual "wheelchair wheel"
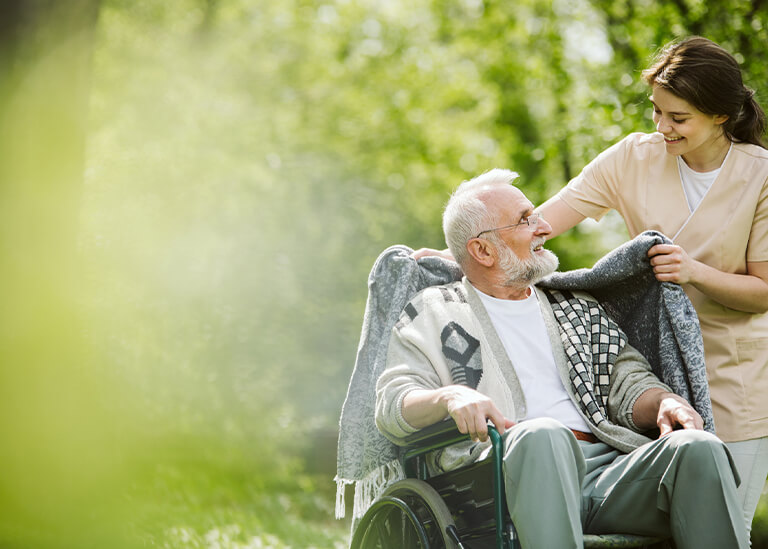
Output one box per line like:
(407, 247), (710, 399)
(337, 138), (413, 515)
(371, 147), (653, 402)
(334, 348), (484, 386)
(351, 479), (458, 549)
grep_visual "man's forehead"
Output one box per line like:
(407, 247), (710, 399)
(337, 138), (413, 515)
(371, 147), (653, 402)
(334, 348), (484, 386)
(482, 185), (532, 215)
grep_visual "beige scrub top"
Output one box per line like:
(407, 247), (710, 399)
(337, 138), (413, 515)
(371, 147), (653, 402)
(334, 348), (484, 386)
(556, 132), (768, 442)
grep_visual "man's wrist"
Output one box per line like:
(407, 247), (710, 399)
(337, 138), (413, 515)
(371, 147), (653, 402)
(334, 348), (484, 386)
(435, 385), (462, 413)
(632, 387), (669, 430)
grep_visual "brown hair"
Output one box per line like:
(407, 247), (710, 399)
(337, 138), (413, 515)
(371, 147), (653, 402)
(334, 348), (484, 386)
(643, 36), (766, 149)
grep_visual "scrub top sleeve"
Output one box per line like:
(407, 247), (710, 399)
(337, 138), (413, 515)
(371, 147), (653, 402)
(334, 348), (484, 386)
(747, 176), (768, 262)
(556, 136), (631, 222)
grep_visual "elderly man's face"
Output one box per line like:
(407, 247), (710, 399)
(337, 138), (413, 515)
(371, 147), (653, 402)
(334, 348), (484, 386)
(483, 186), (558, 285)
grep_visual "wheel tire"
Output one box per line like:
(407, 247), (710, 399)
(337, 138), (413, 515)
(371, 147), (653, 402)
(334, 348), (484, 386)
(350, 479), (459, 549)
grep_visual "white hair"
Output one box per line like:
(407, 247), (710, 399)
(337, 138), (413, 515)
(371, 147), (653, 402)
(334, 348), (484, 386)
(442, 169), (520, 267)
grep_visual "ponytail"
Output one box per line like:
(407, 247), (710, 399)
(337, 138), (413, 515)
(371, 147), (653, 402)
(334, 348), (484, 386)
(728, 87), (767, 149)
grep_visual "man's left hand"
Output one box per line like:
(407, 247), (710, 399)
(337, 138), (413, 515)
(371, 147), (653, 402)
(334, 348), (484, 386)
(656, 392), (704, 436)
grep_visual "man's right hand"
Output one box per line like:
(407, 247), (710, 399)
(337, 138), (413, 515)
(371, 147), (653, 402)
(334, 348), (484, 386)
(402, 385), (515, 442)
(439, 385), (515, 442)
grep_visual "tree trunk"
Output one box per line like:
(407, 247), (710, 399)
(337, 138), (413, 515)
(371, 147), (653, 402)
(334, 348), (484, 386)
(0, 2), (118, 547)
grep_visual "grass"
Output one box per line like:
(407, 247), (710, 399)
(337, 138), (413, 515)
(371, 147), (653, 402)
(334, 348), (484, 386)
(112, 435), (768, 548)
(132, 458), (350, 548)
(750, 489), (768, 548)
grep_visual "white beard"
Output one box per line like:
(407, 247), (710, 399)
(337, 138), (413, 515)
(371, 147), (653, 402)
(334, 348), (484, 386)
(496, 239), (559, 286)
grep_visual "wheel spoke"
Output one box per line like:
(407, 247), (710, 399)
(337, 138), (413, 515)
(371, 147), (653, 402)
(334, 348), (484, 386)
(397, 507), (420, 548)
(415, 500), (436, 543)
(353, 481), (455, 549)
(373, 509), (389, 545)
(404, 495), (439, 546)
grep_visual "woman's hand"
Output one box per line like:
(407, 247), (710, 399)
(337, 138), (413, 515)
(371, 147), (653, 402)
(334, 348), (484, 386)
(647, 244), (700, 284)
(647, 245), (768, 313)
(411, 248), (456, 261)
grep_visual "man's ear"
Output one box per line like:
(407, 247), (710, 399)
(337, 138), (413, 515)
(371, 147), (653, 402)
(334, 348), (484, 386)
(466, 238), (495, 267)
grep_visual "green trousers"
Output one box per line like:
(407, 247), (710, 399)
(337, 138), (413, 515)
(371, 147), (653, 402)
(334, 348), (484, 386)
(502, 417), (749, 549)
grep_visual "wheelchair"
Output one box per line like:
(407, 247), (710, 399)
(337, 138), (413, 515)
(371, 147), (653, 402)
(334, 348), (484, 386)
(350, 419), (670, 549)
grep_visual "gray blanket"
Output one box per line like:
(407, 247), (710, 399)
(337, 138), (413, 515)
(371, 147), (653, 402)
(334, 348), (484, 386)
(335, 245), (462, 519)
(538, 230), (714, 433)
(335, 231), (713, 520)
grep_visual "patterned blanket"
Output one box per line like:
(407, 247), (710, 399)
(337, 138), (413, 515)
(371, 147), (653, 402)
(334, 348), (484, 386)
(539, 231), (713, 432)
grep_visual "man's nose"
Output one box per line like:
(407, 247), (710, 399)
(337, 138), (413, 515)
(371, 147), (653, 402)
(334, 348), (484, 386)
(535, 216), (552, 235)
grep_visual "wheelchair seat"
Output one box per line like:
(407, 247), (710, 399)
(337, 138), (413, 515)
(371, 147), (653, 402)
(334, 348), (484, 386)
(350, 419), (670, 549)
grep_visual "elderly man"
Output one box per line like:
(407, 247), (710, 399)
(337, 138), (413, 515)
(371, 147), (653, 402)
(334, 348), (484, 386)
(374, 169), (748, 548)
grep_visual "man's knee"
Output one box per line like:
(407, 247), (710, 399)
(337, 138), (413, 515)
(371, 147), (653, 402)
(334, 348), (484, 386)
(665, 429), (725, 454)
(503, 418), (577, 460)
(664, 430), (735, 480)
(502, 418), (585, 506)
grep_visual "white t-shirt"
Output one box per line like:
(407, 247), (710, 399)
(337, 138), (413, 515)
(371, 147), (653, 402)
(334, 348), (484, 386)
(474, 286), (591, 432)
(677, 144), (731, 212)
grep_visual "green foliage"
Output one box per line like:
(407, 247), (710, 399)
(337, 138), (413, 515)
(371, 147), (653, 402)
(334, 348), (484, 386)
(754, 493), (768, 548)
(3, 0), (767, 545)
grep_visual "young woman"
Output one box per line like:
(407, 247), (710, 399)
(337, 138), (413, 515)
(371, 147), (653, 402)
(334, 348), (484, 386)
(414, 36), (768, 532)
(537, 36), (768, 532)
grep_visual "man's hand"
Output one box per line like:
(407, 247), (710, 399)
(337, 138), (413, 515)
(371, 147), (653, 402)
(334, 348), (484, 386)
(440, 385), (515, 442)
(656, 392), (704, 436)
(632, 388), (703, 435)
(401, 385), (515, 442)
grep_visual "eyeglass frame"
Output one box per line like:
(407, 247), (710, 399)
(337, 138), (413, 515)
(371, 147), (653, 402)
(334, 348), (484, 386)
(471, 213), (541, 240)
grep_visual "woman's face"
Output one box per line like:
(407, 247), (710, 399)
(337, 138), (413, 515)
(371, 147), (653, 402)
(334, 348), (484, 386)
(650, 85), (729, 169)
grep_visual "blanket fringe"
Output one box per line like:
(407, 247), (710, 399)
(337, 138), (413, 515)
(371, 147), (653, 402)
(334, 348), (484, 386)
(334, 459), (405, 520)
(334, 477), (353, 519)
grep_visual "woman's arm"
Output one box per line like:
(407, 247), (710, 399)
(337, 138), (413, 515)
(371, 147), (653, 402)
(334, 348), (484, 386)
(649, 244), (768, 313)
(536, 195), (587, 238)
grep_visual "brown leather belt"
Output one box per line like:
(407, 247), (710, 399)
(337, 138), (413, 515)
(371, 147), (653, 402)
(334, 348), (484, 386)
(571, 429), (599, 443)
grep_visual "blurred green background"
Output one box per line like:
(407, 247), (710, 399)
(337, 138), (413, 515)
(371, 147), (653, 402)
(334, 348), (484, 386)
(1, 0), (767, 547)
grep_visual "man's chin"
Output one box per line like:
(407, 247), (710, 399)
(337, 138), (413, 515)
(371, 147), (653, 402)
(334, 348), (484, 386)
(498, 247), (559, 287)
(529, 251), (559, 284)
(542, 249), (559, 270)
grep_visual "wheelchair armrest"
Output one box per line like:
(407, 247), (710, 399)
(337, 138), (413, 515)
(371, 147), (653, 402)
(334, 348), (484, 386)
(400, 419), (471, 478)
(401, 418), (503, 463)
(401, 418), (470, 451)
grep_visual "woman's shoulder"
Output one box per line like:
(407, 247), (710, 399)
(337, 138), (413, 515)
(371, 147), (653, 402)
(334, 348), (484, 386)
(621, 131), (665, 149)
(732, 141), (768, 162)
(598, 132), (665, 163)
(730, 142), (768, 185)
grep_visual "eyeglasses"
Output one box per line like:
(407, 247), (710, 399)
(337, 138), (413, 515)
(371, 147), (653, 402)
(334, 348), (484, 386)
(473, 213), (540, 239)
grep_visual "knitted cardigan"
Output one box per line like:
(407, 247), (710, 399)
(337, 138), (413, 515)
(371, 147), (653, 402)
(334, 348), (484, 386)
(375, 281), (670, 471)
(335, 231), (712, 520)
